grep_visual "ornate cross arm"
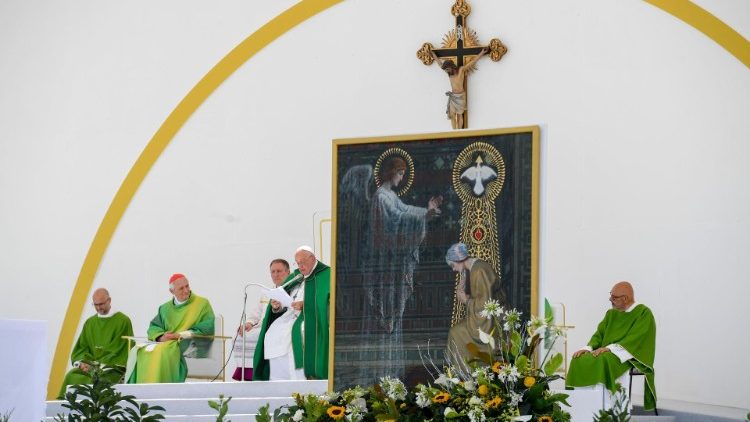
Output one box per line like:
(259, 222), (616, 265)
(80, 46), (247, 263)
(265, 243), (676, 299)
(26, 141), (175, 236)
(417, 39), (506, 66)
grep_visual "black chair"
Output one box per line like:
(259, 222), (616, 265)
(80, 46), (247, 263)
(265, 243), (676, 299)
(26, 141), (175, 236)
(628, 366), (658, 415)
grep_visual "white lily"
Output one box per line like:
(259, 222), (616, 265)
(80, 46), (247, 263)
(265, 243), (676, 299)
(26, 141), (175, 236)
(415, 392), (430, 408)
(292, 409), (305, 421)
(478, 328), (495, 349)
(435, 373), (460, 388)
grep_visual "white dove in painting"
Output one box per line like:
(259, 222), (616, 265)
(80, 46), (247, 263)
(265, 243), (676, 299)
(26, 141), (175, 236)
(460, 155), (497, 196)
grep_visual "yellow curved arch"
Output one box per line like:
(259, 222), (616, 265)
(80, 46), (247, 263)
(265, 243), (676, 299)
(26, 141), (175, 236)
(47, 0), (343, 399)
(645, 0), (750, 69)
(49, 0), (749, 400)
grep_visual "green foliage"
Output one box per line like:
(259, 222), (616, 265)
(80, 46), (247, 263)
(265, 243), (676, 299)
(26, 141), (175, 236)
(510, 331), (522, 357)
(592, 385), (630, 422)
(0, 409), (13, 422)
(208, 394), (232, 421)
(254, 403), (272, 422)
(516, 355), (529, 373)
(543, 353), (564, 376)
(53, 365), (165, 422)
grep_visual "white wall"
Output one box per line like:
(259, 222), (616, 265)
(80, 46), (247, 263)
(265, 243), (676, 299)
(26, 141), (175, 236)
(0, 0), (748, 409)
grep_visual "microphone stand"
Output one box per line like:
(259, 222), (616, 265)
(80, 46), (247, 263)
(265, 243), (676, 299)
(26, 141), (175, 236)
(240, 285), (248, 381)
(240, 283), (269, 381)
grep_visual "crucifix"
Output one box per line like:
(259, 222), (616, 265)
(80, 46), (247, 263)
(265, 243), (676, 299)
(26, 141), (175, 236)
(417, 0), (507, 129)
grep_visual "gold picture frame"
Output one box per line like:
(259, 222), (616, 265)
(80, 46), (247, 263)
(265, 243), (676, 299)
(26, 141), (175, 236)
(329, 126), (540, 390)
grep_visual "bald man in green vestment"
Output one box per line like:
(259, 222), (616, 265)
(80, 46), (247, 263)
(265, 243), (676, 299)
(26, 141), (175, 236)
(57, 288), (133, 398)
(566, 281), (657, 411)
(126, 274), (215, 383)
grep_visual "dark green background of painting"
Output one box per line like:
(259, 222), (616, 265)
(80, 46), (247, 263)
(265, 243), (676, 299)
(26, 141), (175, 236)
(333, 130), (535, 390)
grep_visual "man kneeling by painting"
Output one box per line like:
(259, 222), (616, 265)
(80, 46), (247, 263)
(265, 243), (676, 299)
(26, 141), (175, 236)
(445, 243), (504, 366)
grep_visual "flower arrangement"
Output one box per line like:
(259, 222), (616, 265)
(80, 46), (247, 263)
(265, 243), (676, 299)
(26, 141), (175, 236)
(260, 303), (570, 422)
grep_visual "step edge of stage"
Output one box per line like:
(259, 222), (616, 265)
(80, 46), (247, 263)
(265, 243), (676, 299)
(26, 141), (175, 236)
(630, 394), (748, 419)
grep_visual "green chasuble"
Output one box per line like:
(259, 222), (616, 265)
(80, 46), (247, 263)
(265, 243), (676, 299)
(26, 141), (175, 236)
(566, 304), (657, 410)
(253, 262), (330, 380)
(127, 293), (214, 383)
(447, 260), (497, 366)
(57, 311), (133, 398)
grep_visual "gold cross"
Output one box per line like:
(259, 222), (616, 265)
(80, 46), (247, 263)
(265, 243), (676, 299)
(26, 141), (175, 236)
(417, 0), (507, 129)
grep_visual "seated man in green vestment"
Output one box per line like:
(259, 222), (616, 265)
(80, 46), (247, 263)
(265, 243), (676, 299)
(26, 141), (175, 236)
(253, 246), (330, 380)
(444, 243), (506, 368)
(566, 281), (657, 411)
(126, 273), (215, 383)
(58, 288), (133, 398)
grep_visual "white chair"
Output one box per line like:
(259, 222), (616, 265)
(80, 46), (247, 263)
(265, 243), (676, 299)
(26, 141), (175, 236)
(185, 314), (228, 381)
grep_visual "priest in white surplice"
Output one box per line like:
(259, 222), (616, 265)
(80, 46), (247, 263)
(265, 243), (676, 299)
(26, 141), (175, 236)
(232, 258), (290, 381)
(252, 253), (306, 380)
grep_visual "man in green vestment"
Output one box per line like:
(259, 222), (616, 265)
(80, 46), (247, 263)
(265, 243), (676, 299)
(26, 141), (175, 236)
(126, 273), (215, 383)
(253, 246), (330, 380)
(566, 281), (657, 411)
(57, 288), (133, 398)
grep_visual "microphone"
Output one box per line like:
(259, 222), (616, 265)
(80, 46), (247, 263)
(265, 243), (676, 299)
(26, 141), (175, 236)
(281, 272), (304, 288)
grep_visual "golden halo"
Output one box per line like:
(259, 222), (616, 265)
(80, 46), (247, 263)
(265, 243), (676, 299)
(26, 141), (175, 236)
(452, 141), (505, 202)
(374, 147), (415, 197)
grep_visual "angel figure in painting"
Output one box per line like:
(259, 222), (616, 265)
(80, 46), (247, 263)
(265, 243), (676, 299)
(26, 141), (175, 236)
(338, 151), (442, 386)
(370, 156), (442, 333)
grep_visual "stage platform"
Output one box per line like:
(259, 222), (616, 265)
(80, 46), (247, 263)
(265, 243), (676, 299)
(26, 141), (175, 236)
(46, 380), (747, 421)
(46, 380), (327, 421)
(632, 396), (748, 422)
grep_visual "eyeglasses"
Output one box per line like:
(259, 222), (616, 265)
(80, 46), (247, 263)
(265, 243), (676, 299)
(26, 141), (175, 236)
(609, 293), (625, 300)
(93, 299), (110, 307)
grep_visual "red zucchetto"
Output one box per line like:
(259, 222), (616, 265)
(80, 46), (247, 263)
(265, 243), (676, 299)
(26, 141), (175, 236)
(169, 273), (186, 284)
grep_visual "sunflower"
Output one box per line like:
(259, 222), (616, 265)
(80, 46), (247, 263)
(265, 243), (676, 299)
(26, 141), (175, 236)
(326, 406), (346, 420)
(523, 376), (536, 388)
(477, 384), (489, 396)
(491, 361), (503, 374)
(432, 392), (451, 403)
(484, 395), (503, 409)
(538, 416), (553, 422)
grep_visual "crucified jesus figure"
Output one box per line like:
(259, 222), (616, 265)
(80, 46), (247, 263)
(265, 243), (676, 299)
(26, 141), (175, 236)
(432, 47), (488, 129)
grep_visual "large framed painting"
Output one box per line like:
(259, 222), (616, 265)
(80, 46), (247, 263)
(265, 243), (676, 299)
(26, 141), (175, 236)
(330, 126), (539, 390)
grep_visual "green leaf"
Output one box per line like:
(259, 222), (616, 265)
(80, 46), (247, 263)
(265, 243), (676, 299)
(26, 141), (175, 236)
(510, 331), (522, 356)
(544, 352), (563, 376)
(516, 355), (529, 373)
(255, 404), (272, 422)
(445, 409), (460, 419)
(544, 298), (553, 321)
(547, 393), (571, 407)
